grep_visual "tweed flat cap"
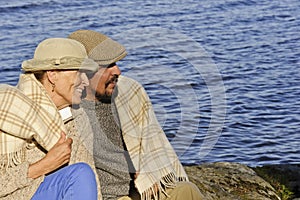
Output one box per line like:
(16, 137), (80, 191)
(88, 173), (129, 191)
(68, 30), (127, 66)
(22, 38), (99, 72)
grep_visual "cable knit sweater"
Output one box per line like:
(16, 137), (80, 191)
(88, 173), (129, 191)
(81, 100), (134, 200)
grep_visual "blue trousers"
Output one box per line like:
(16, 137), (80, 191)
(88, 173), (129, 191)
(32, 162), (97, 200)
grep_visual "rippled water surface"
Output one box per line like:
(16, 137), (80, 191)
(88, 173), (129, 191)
(1, 0), (299, 166)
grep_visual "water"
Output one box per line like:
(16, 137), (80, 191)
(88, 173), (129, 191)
(0, 0), (300, 167)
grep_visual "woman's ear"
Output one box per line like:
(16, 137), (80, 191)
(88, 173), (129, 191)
(46, 70), (57, 85)
(46, 71), (58, 92)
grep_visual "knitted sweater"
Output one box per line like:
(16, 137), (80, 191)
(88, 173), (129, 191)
(81, 100), (133, 200)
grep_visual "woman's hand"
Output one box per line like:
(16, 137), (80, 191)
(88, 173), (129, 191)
(28, 132), (73, 179)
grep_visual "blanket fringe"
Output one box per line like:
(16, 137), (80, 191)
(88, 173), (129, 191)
(178, 176), (188, 182)
(141, 183), (161, 200)
(140, 173), (188, 200)
(0, 148), (26, 173)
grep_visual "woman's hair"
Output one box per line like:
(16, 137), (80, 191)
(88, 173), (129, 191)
(32, 71), (46, 82)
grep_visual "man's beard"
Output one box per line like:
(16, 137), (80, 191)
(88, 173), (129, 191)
(95, 92), (112, 103)
(95, 74), (119, 103)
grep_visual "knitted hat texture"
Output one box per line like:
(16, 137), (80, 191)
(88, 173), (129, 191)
(68, 30), (127, 66)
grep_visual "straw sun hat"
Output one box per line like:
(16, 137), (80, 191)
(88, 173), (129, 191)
(22, 38), (99, 72)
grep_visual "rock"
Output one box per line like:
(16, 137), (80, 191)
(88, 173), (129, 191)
(252, 164), (300, 200)
(184, 162), (281, 200)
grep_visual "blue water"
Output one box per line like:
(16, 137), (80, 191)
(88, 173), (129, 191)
(1, 0), (300, 167)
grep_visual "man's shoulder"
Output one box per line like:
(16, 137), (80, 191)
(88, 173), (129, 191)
(118, 75), (143, 88)
(115, 75), (149, 104)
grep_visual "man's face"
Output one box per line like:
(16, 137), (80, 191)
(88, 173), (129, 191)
(88, 63), (121, 100)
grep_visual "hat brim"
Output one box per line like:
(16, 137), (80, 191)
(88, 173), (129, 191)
(22, 57), (99, 72)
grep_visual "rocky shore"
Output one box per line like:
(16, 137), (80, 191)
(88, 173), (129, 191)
(184, 162), (300, 200)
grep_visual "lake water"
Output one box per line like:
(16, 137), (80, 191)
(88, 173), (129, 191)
(0, 0), (299, 167)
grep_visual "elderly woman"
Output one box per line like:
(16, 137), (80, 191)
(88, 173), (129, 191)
(0, 38), (101, 199)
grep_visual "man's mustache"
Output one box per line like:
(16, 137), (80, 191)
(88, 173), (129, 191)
(106, 74), (119, 85)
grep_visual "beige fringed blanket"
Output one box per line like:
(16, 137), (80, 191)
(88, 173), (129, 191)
(114, 76), (189, 200)
(0, 74), (63, 170)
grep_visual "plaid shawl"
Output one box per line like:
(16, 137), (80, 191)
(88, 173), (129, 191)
(0, 74), (64, 171)
(114, 76), (188, 200)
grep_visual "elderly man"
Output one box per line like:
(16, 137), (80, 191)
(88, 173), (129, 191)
(68, 30), (203, 200)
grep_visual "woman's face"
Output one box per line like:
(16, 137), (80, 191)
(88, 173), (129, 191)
(52, 70), (89, 109)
